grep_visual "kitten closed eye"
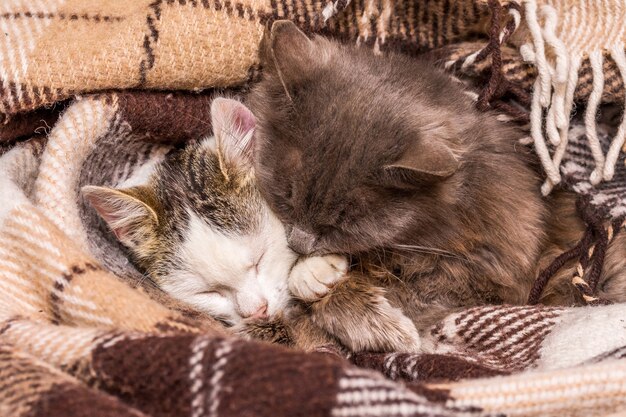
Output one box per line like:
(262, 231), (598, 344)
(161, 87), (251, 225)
(198, 286), (229, 297)
(249, 252), (265, 273)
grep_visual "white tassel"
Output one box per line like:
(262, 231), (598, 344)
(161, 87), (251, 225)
(541, 55), (582, 195)
(533, 4), (569, 147)
(360, 0), (377, 42)
(524, 0), (552, 107)
(524, 1), (576, 193)
(539, 5), (568, 85)
(531, 77), (562, 187)
(508, 7), (522, 36)
(461, 50), (481, 70)
(322, 2), (338, 22)
(544, 59), (562, 146)
(378, 0), (393, 46)
(603, 46), (626, 180)
(539, 5), (569, 129)
(520, 43), (536, 62)
(586, 50), (606, 185)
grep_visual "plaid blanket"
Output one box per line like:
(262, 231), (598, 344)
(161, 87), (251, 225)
(2, 1), (626, 416)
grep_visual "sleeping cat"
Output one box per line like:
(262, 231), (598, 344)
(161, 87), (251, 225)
(246, 21), (626, 352)
(83, 98), (348, 326)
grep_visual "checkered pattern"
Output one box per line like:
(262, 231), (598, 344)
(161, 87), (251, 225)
(2, 1), (626, 416)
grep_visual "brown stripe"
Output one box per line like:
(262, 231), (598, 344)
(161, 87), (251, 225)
(50, 263), (101, 324)
(475, 311), (559, 352)
(0, 373), (43, 394)
(116, 91), (213, 143)
(495, 327), (552, 369)
(487, 321), (555, 359)
(41, 86), (52, 103)
(223, 0), (233, 15)
(431, 1), (440, 48)
(453, 305), (499, 331)
(0, 102), (64, 143)
(468, 308), (549, 347)
(440, 0), (451, 45)
(165, 0), (264, 22)
(421, 0), (430, 26)
(589, 345), (626, 362)
(0, 317), (19, 336)
(505, 319), (556, 359)
(29, 381), (146, 417)
(450, 0), (460, 36)
(0, 12), (124, 21)
(138, 0), (162, 86)
(511, 331), (550, 366)
(407, 0), (416, 42)
(353, 352), (509, 382)
(92, 334), (197, 415)
(20, 84), (33, 108)
(267, 0), (278, 20)
(8, 82), (19, 111)
(395, 0), (408, 39)
(471, 0), (481, 22)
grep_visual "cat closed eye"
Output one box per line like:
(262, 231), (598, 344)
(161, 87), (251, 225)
(284, 186), (293, 200)
(198, 289), (226, 297)
(249, 252), (265, 273)
(275, 201), (293, 216)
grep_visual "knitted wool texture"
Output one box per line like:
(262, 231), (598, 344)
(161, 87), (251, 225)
(1, 0), (625, 187)
(0, 92), (626, 417)
(2, 1), (626, 416)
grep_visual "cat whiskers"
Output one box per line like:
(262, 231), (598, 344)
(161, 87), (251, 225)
(391, 244), (466, 260)
(137, 271), (160, 290)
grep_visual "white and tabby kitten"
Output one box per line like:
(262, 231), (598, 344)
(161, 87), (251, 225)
(83, 98), (347, 326)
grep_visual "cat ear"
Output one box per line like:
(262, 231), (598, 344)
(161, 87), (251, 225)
(261, 20), (321, 94)
(382, 140), (459, 188)
(82, 185), (158, 249)
(211, 97), (256, 168)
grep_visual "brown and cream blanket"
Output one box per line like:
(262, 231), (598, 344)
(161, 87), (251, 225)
(1, 1), (626, 416)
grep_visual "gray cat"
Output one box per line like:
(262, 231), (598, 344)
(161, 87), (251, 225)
(244, 21), (626, 352)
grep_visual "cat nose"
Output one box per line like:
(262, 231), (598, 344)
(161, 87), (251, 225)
(247, 302), (268, 319)
(287, 227), (317, 255)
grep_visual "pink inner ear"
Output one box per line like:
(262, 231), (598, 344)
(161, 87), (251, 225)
(211, 98), (257, 162)
(85, 194), (129, 240)
(233, 105), (256, 134)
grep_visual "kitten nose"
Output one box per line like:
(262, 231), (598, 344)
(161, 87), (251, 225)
(288, 227), (317, 255)
(248, 302), (268, 319)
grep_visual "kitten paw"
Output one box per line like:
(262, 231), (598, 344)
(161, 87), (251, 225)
(289, 255), (349, 302)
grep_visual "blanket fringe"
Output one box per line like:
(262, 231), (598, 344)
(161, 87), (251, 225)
(528, 196), (626, 305)
(322, 0), (394, 53)
(444, 0), (532, 125)
(447, 1), (626, 195)
(519, 0), (626, 194)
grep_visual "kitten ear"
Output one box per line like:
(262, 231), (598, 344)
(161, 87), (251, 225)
(261, 20), (321, 93)
(382, 140), (459, 188)
(82, 185), (158, 249)
(211, 97), (256, 168)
